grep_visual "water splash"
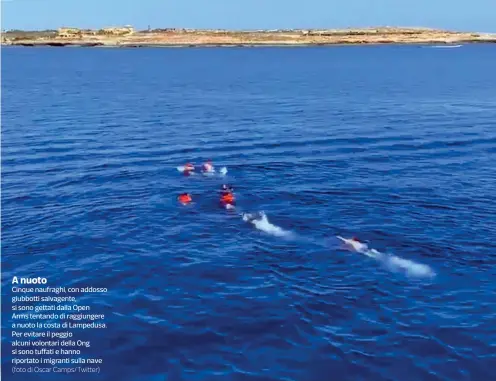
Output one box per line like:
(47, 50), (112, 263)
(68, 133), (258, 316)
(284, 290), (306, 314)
(337, 236), (435, 278)
(383, 255), (436, 278)
(242, 211), (292, 238)
(176, 165), (227, 176)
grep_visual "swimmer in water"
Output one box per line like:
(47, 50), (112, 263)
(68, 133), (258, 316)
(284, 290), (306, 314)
(183, 163), (195, 174)
(348, 237), (368, 251)
(337, 236), (368, 252)
(220, 190), (235, 206)
(178, 193), (192, 204)
(202, 160), (214, 173)
(242, 211), (264, 222)
(221, 184), (234, 192)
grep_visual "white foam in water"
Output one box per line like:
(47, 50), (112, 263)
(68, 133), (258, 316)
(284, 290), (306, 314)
(337, 236), (435, 278)
(202, 166), (227, 176)
(243, 212), (291, 238)
(430, 45), (462, 48)
(384, 255), (436, 278)
(176, 165), (227, 176)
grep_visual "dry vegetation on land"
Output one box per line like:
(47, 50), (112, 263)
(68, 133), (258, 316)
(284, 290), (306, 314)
(2, 26), (495, 47)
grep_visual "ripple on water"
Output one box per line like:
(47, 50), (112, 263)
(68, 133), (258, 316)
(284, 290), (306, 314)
(2, 45), (496, 381)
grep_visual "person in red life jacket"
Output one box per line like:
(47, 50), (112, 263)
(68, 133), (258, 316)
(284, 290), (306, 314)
(178, 193), (192, 205)
(220, 185), (235, 206)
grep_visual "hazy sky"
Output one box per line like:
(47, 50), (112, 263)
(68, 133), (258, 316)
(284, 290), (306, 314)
(1, 0), (495, 32)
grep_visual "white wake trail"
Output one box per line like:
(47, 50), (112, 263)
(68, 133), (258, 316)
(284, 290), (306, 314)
(337, 236), (435, 278)
(242, 212), (292, 238)
(383, 255), (436, 278)
(430, 44), (462, 48)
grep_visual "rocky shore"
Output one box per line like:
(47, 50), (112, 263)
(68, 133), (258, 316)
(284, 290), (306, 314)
(2, 26), (496, 47)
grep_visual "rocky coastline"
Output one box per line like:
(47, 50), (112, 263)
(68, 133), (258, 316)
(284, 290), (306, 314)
(2, 26), (496, 47)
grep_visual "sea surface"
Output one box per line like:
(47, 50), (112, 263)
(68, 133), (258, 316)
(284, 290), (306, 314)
(2, 45), (496, 381)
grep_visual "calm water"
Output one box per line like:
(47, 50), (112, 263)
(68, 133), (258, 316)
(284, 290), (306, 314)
(2, 45), (496, 381)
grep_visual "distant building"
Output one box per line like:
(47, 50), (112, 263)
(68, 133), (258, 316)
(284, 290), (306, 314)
(57, 28), (83, 38)
(81, 29), (97, 36)
(98, 26), (135, 36)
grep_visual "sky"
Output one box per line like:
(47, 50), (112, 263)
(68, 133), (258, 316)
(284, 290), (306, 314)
(1, 0), (495, 33)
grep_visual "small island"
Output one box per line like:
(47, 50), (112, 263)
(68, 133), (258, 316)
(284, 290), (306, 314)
(2, 26), (496, 47)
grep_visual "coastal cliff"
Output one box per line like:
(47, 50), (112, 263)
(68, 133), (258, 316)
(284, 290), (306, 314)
(2, 26), (496, 47)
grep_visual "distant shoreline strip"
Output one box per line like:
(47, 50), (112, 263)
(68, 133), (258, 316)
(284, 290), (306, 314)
(3, 41), (494, 48)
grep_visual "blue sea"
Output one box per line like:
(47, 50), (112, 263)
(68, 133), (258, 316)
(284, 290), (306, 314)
(2, 45), (496, 381)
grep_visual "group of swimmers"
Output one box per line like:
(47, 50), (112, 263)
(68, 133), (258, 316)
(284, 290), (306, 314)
(177, 160), (236, 208)
(176, 161), (368, 247)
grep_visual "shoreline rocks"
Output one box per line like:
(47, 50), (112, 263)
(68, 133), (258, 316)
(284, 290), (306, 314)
(2, 27), (496, 47)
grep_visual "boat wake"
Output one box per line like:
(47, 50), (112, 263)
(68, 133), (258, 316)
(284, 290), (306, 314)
(430, 44), (462, 48)
(337, 236), (435, 278)
(242, 211), (293, 238)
